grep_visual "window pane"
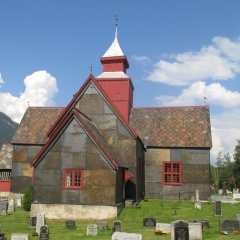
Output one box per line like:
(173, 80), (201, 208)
(66, 171), (72, 186)
(173, 164), (179, 172)
(173, 174), (179, 183)
(165, 174), (171, 182)
(165, 164), (171, 172)
(74, 171), (81, 187)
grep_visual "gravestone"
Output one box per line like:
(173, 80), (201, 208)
(189, 222), (202, 240)
(219, 219), (240, 234)
(171, 220), (189, 240)
(195, 190), (199, 202)
(36, 213), (46, 234)
(214, 201), (222, 216)
(8, 198), (14, 212)
(0, 202), (8, 215)
(11, 233), (30, 240)
(113, 221), (122, 232)
(29, 216), (37, 228)
(163, 195), (168, 202)
(143, 218), (156, 228)
(156, 223), (171, 233)
(222, 182), (227, 195)
(236, 214), (240, 221)
(39, 225), (49, 240)
(233, 193), (240, 199)
(208, 197), (213, 203)
(111, 232), (142, 240)
(97, 221), (108, 230)
(196, 219), (209, 229)
(218, 189), (223, 195)
(66, 220), (76, 228)
(16, 196), (22, 207)
(87, 224), (98, 236)
(190, 196), (195, 203)
(194, 202), (202, 210)
(0, 233), (6, 240)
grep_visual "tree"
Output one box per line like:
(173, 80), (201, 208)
(22, 183), (34, 211)
(233, 139), (240, 188)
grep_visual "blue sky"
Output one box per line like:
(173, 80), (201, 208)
(0, 1), (240, 163)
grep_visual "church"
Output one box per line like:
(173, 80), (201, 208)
(9, 26), (212, 220)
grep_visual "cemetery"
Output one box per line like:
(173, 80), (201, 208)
(1, 196), (240, 239)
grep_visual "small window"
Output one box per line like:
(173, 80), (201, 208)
(162, 162), (182, 186)
(63, 169), (83, 189)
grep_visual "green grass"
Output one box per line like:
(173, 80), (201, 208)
(1, 199), (240, 239)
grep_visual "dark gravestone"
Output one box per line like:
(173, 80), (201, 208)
(0, 202), (8, 215)
(143, 218), (156, 228)
(113, 220), (122, 232)
(39, 225), (49, 240)
(196, 219), (210, 229)
(0, 233), (7, 240)
(66, 220), (76, 228)
(220, 219), (240, 234)
(222, 182), (227, 196)
(214, 201), (222, 216)
(173, 220), (189, 240)
(97, 221), (108, 230)
(29, 217), (37, 228)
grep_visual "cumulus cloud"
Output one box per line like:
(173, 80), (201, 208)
(132, 55), (150, 62)
(146, 36), (240, 85)
(155, 81), (240, 108)
(0, 71), (58, 123)
(211, 109), (240, 163)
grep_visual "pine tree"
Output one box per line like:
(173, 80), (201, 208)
(233, 139), (240, 188)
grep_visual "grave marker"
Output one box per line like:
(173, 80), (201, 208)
(143, 218), (156, 228)
(36, 213), (46, 234)
(214, 201), (222, 216)
(195, 190), (199, 202)
(111, 232), (142, 240)
(156, 223), (171, 233)
(189, 222), (202, 240)
(0, 202), (8, 215)
(97, 221), (108, 230)
(113, 220), (122, 232)
(87, 224), (98, 236)
(29, 217), (37, 228)
(39, 225), (49, 240)
(219, 219), (240, 234)
(190, 196), (195, 203)
(171, 220), (189, 240)
(16, 196), (22, 207)
(194, 202), (202, 210)
(11, 233), (30, 240)
(66, 220), (76, 228)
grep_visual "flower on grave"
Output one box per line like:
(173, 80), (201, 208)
(154, 229), (163, 234)
(202, 227), (206, 232)
(220, 230), (229, 235)
(166, 231), (171, 235)
(233, 230), (239, 235)
(32, 230), (38, 237)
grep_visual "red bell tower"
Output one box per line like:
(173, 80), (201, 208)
(96, 27), (134, 122)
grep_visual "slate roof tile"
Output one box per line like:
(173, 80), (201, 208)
(0, 143), (13, 169)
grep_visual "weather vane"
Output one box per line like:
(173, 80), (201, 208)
(115, 12), (118, 27)
(204, 96), (207, 105)
(89, 64), (92, 74)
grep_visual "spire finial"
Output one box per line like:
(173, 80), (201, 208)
(115, 12), (118, 39)
(89, 64), (92, 74)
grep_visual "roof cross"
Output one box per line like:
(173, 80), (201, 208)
(89, 64), (92, 74)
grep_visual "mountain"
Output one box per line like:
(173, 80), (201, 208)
(0, 112), (19, 148)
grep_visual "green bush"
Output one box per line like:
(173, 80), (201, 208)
(22, 183), (34, 211)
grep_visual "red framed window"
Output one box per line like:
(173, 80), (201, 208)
(63, 169), (84, 189)
(162, 162), (182, 186)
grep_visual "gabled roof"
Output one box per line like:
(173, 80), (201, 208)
(47, 74), (138, 140)
(0, 143), (13, 169)
(11, 107), (64, 145)
(31, 109), (127, 169)
(130, 106), (212, 148)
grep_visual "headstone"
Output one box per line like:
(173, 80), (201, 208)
(9, 198), (14, 206)
(16, 196), (22, 207)
(171, 220), (189, 240)
(36, 213), (46, 234)
(113, 221), (122, 232)
(0, 201), (8, 215)
(219, 219), (240, 234)
(194, 202), (201, 209)
(196, 219), (209, 229)
(208, 197), (213, 203)
(111, 232), (142, 240)
(39, 225), (49, 240)
(222, 182), (227, 195)
(11, 233), (30, 240)
(66, 220), (76, 228)
(195, 190), (199, 202)
(87, 224), (98, 236)
(143, 218), (156, 228)
(236, 214), (240, 221)
(189, 222), (202, 240)
(0, 233), (6, 240)
(233, 193), (240, 199)
(156, 223), (171, 233)
(97, 221), (108, 230)
(218, 189), (223, 195)
(29, 216), (37, 228)
(214, 201), (222, 216)
(190, 196), (195, 203)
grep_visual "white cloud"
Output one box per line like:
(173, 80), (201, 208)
(146, 36), (240, 86)
(132, 55), (150, 62)
(211, 109), (240, 163)
(0, 70), (58, 123)
(155, 81), (240, 108)
(0, 73), (4, 85)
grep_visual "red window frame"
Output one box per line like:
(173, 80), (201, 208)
(63, 169), (84, 189)
(162, 162), (182, 186)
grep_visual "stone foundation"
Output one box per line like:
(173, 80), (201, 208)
(30, 204), (118, 220)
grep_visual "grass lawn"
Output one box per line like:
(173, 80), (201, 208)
(1, 199), (240, 239)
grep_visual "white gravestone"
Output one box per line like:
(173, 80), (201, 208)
(112, 232), (142, 240)
(195, 202), (202, 210)
(36, 213), (45, 234)
(196, 190), (199, 202)
(11, 233), (30, 240)
(233, 193), (240, 199)
(156, 223), (171, 233)
(17, 196), (22, 207)
(87, 224), (98, 236)
(189, 222), (202, 240)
